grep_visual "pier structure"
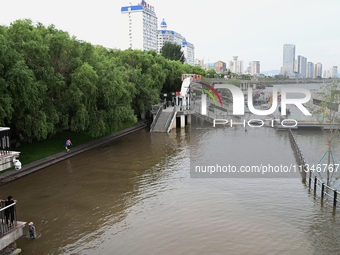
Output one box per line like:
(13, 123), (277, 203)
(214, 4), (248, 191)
(150, 74), (244, 132)
(0, 127), (21, 172)
(150, 76), (338, 132)
(0, 201), (26, 254)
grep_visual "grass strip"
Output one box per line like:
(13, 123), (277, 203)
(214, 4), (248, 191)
(16, 122), (135, 165)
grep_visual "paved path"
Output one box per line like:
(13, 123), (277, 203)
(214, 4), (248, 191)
(0, 120), (150, 186)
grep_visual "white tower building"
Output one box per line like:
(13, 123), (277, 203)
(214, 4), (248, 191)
(306, 62), (314, 78)
(331, 66), (338, 78)
(297, 55), (307, 78)
(314, 62), (322, 78)
(282, 44), (295, 77)
(231, 56), (244, 74)
(157, 18), (195, 65)
(121, 1), (158, 51)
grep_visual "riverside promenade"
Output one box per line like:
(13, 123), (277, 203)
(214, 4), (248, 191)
(0, 120), (150, 186)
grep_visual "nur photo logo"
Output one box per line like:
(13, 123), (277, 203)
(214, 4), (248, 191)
(200, 84), (311, 116)
(198, 83), (311, 128)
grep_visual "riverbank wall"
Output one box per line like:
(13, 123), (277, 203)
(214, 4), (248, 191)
(0, 120), (150, 186)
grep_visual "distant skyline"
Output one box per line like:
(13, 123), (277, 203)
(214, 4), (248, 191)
(1, 0), (339, 71)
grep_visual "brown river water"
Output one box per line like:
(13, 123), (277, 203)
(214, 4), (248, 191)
(2, 122), (340, 255)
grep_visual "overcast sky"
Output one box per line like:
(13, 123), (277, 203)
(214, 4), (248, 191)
(1, 0), (339, 72)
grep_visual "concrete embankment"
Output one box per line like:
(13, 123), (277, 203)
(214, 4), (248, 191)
(0, 120), (150, 186)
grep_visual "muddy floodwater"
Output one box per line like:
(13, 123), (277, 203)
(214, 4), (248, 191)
(2, 125), (340, 255)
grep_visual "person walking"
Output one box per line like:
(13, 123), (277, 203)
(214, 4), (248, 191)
(65, 138), (72, 152)
(28, 222), (36, 239)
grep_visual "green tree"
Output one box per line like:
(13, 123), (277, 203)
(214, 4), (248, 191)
(94, 56), (137, 136)
(1, 19), (198, 142)
(47, 25), (81, 84)
(239, 74), (253, 80)
(313, 80), (340, 185)
(160, 42), (185, 63)
(190, 65), (206, 77)
(4, 20), (58, 141)
(162, 60), (183, 94)
(114, 49), (166, 117)
(206, 69), (217, 78)
(67, 62), (98, 132)
(0, 26), (14, 125)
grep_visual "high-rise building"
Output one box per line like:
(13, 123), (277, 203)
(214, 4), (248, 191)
(215, 60), (226, 72)
(121, 2), (195, 65)
(331, 66), (338, 78)
(231, 56), (244, 74)
(121, 1), (158, 51)
(314, 62), (322, 78)
(157, 19), (182, 52)
(251, 61), (260, 75)
(282, 44), (295, 77)
(238, 60), (244, 74)
(324, 66), (339, 78)
(157, 18), (195, 65)
(306, 62), (314, 78)
(227, 61), (233, 72)
(294, 59), (299, 73)
(181, 40), (195, 66)
(323, 70), (330, 78)
(232, 56), (238, 73)
(297, 55), (307, 78)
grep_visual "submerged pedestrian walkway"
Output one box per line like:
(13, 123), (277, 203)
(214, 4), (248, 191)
(0, 120), (150, 186)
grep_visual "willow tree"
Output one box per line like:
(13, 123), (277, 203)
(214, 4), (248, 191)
(161, 60), (184, 94)
(4, 20), (58, 141)
(113, 49), (166, 118)
(92, 50), (137, 137)
(0, 26), (14, 126)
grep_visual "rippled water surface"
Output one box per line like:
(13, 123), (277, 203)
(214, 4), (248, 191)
(2, 124), (340, 255)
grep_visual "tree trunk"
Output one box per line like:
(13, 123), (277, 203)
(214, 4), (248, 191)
(327, 149), (331, 186)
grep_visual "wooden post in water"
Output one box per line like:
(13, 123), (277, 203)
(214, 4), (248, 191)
(301, 156), (306, 182)
(333, 190), (337, 210)
(308, 170), (312, 189)
(321, 183), (325, 205)
(314, 176), (317, 196)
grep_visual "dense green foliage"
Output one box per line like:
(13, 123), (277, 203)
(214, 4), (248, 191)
(0, 19), (206, 142)
(160, 42), (185, 63)
(18, 122), (133, 165)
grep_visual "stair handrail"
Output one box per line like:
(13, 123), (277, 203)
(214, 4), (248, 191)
(165, 106), (177, 132)
(150, 104), (163, 132)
